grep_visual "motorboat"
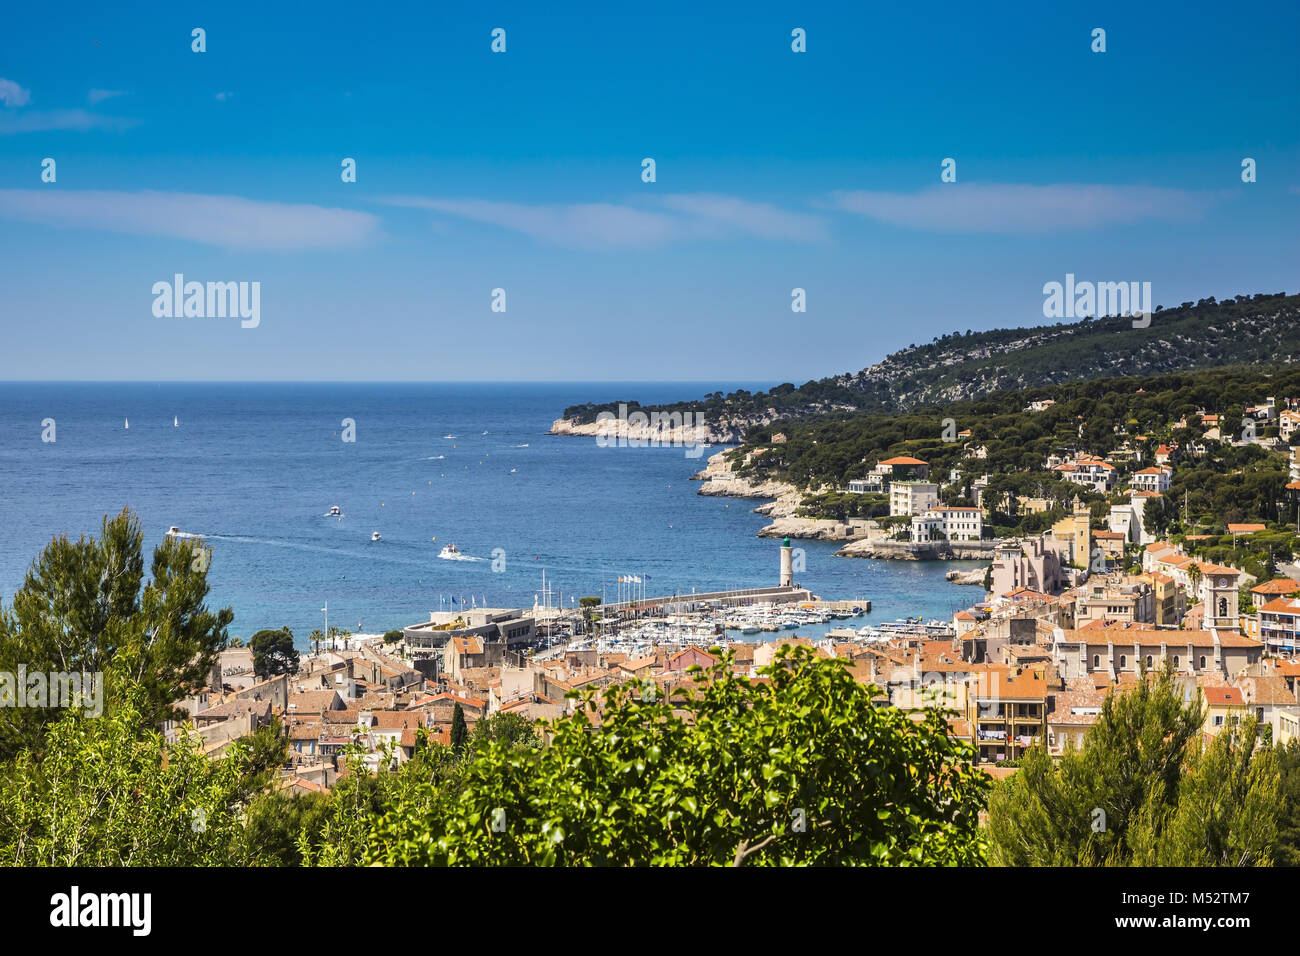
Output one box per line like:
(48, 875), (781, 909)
(371, 531), (382, 542)
(326, 505), (342, 517)
(439, 542), (461, 559)
(166, 526), (181, 537)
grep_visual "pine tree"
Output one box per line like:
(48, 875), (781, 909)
(988, 665), (1280, 866)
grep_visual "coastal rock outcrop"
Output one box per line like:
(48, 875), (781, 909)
(835, 539), (1002, 562)
(756, 517), (868, 541)
(691, 451), (797, 502)
(945, 567), (990, 585)
(548, 416), (718, 448)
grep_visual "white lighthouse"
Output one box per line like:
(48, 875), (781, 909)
(779, 536), (793, 587)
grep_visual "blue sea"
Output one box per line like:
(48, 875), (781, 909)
(0, 383), (980, 648)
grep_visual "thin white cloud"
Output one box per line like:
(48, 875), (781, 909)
(659, 193), (828, 241)
(88, 89), (127, 104)
(827, 183), (1224, 233)
(0, 189), (379, 250)
(0, 78), (32, 107)
(378, 196), (677, 247)
(377, 194), (826, 247)
(0, 109), (137, 134)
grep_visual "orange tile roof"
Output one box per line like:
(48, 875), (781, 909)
(1254, 578), (1300, 596)
(1203, 686), (1243, 706)
(1260, 596), (1300, 615)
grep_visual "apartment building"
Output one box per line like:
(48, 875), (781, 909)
(890, 481), (940, 517)
(990, 536), (1068, 596)
(965, 667), (1049, 764)
(1072, 577), (1156, 628)
(1051, 628), (1264, 682)
(1257, 595), (1300, 655)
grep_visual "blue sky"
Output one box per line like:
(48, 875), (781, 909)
(0, 0), (1296, 383)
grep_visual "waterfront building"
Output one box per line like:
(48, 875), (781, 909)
(909, 505), (983, 543)
(889, 480), (940, 517)
(402, 608), (537, 674)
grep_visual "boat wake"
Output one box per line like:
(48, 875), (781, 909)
(438, 553), (487, 563)
(199, 532), (431, 567)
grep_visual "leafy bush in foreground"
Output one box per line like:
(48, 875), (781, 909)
(366, 647), (990, 866)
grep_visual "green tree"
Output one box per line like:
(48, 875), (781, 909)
(0, 508), (233, 758)
(0, 690), (283, 866)
(449, 703), (469, 754)
(987, 667), (1277, 866)
(1128, 720), (1278, 866)
(366, 646), (990, 866)
(1275, 740), (1300, 866)
(250, 627), (300, 679)
(470, 712), (540, 750)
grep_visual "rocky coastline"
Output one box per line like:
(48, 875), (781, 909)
(834, 538), (1001, 562)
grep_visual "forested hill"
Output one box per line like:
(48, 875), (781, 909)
(558, 292), (1299, 438)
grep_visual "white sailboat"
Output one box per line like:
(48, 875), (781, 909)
(124, 418), (129, 429)
(174, 416), (179, 427)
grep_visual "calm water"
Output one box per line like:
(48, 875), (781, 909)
(0, 383), (979, 647)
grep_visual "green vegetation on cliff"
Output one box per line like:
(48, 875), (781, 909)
(561, 293), (1299, 433)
